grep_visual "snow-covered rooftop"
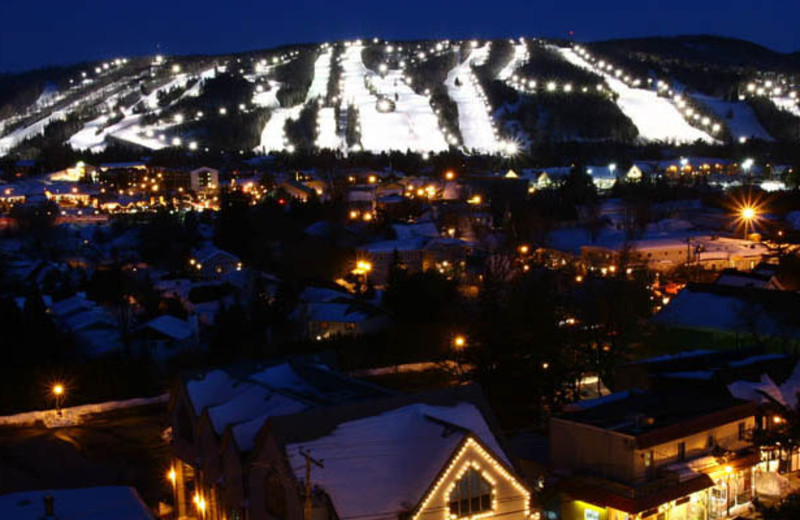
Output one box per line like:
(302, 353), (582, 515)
(285, 402), (508, 520)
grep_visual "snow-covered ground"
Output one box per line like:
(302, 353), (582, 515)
(339, 43), (447, 153)
(0, 394), (168, 428)
(445, 44), (501, 153)
(693, 94), (773, 141)
(316, 106), (340, 149)
(557, 47), (716, 144)
(497, 41), (529, 81)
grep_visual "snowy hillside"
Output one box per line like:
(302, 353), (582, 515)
(1, 35), (797, 159)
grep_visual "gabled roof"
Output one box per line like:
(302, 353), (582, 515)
(139, 315), (192, 341)
(276, 389), (514, 520)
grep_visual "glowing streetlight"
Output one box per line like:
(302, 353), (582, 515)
(453, 335), (467, 349)
(52, 384), (65, 417)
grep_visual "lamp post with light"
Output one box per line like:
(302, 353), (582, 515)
(52, 384), (65, 417)
(740, 206), (756, 239)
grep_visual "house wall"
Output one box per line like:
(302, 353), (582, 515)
(550, 416), (756, 484)
(414, 439), (532, 520)
(218, 438), (247, 520)
(197, 414), (224, 488)
(248, 433), (307, 520)
(632, 417), (755, 480)
(550, 419), (635, 482)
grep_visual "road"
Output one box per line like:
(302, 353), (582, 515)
(0, 403), (171, 507)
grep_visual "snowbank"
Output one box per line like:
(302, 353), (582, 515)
(0, 394), (168, 428)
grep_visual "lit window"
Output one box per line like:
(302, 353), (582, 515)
(448, 468), (493, 518)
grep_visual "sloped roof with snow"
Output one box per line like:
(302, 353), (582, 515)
(651, 283), (800, 338)
(283, 401), (508, 520)
(141, 315), (192, 341)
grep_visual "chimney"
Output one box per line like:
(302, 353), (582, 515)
(44, 494), (55, 518)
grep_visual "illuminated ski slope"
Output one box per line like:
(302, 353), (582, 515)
(258, 47), (336, 153)
(445, 43), (501, 153)
(497, 41), (529, 81)
(306, 46), (333, 101)
(340, 42), (447, 153)
(772, 96), (800, 118)
(693, 94), (773, 141)
(68, 68), (218, 152)
(252, 81), (281, 108)
(0, 110), (67, 155)
(557, 47), (716, 144)
(258, 105), (303, 152)
(316, 107), (340, 149)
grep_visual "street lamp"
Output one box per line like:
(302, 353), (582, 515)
(740, 206), (757, 239)
(52, 384), (65, 417)
(453, 335), (467, 350)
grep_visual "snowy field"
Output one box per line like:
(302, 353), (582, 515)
(445, 43), (501, 153)
(557, 47), (716, 144)
(339, 43), (447, 153)
(693, 94), (773, 141)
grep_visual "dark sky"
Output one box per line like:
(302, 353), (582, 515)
(2, 0), (797, 73)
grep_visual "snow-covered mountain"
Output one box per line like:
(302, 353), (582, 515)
(1, 35), (798, 159)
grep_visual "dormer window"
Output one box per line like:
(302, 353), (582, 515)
(448, 467), (493, 518)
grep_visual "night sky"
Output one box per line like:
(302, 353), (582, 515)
(1, 0), (797, 73)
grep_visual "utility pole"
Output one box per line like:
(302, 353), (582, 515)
(301, 449), (324, 520)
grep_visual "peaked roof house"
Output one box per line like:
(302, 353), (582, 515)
(169, 364), (538, 520)
(651, 283), (800, 351)
(247, 385), (539, 520)
(168, 357), (392, 520)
